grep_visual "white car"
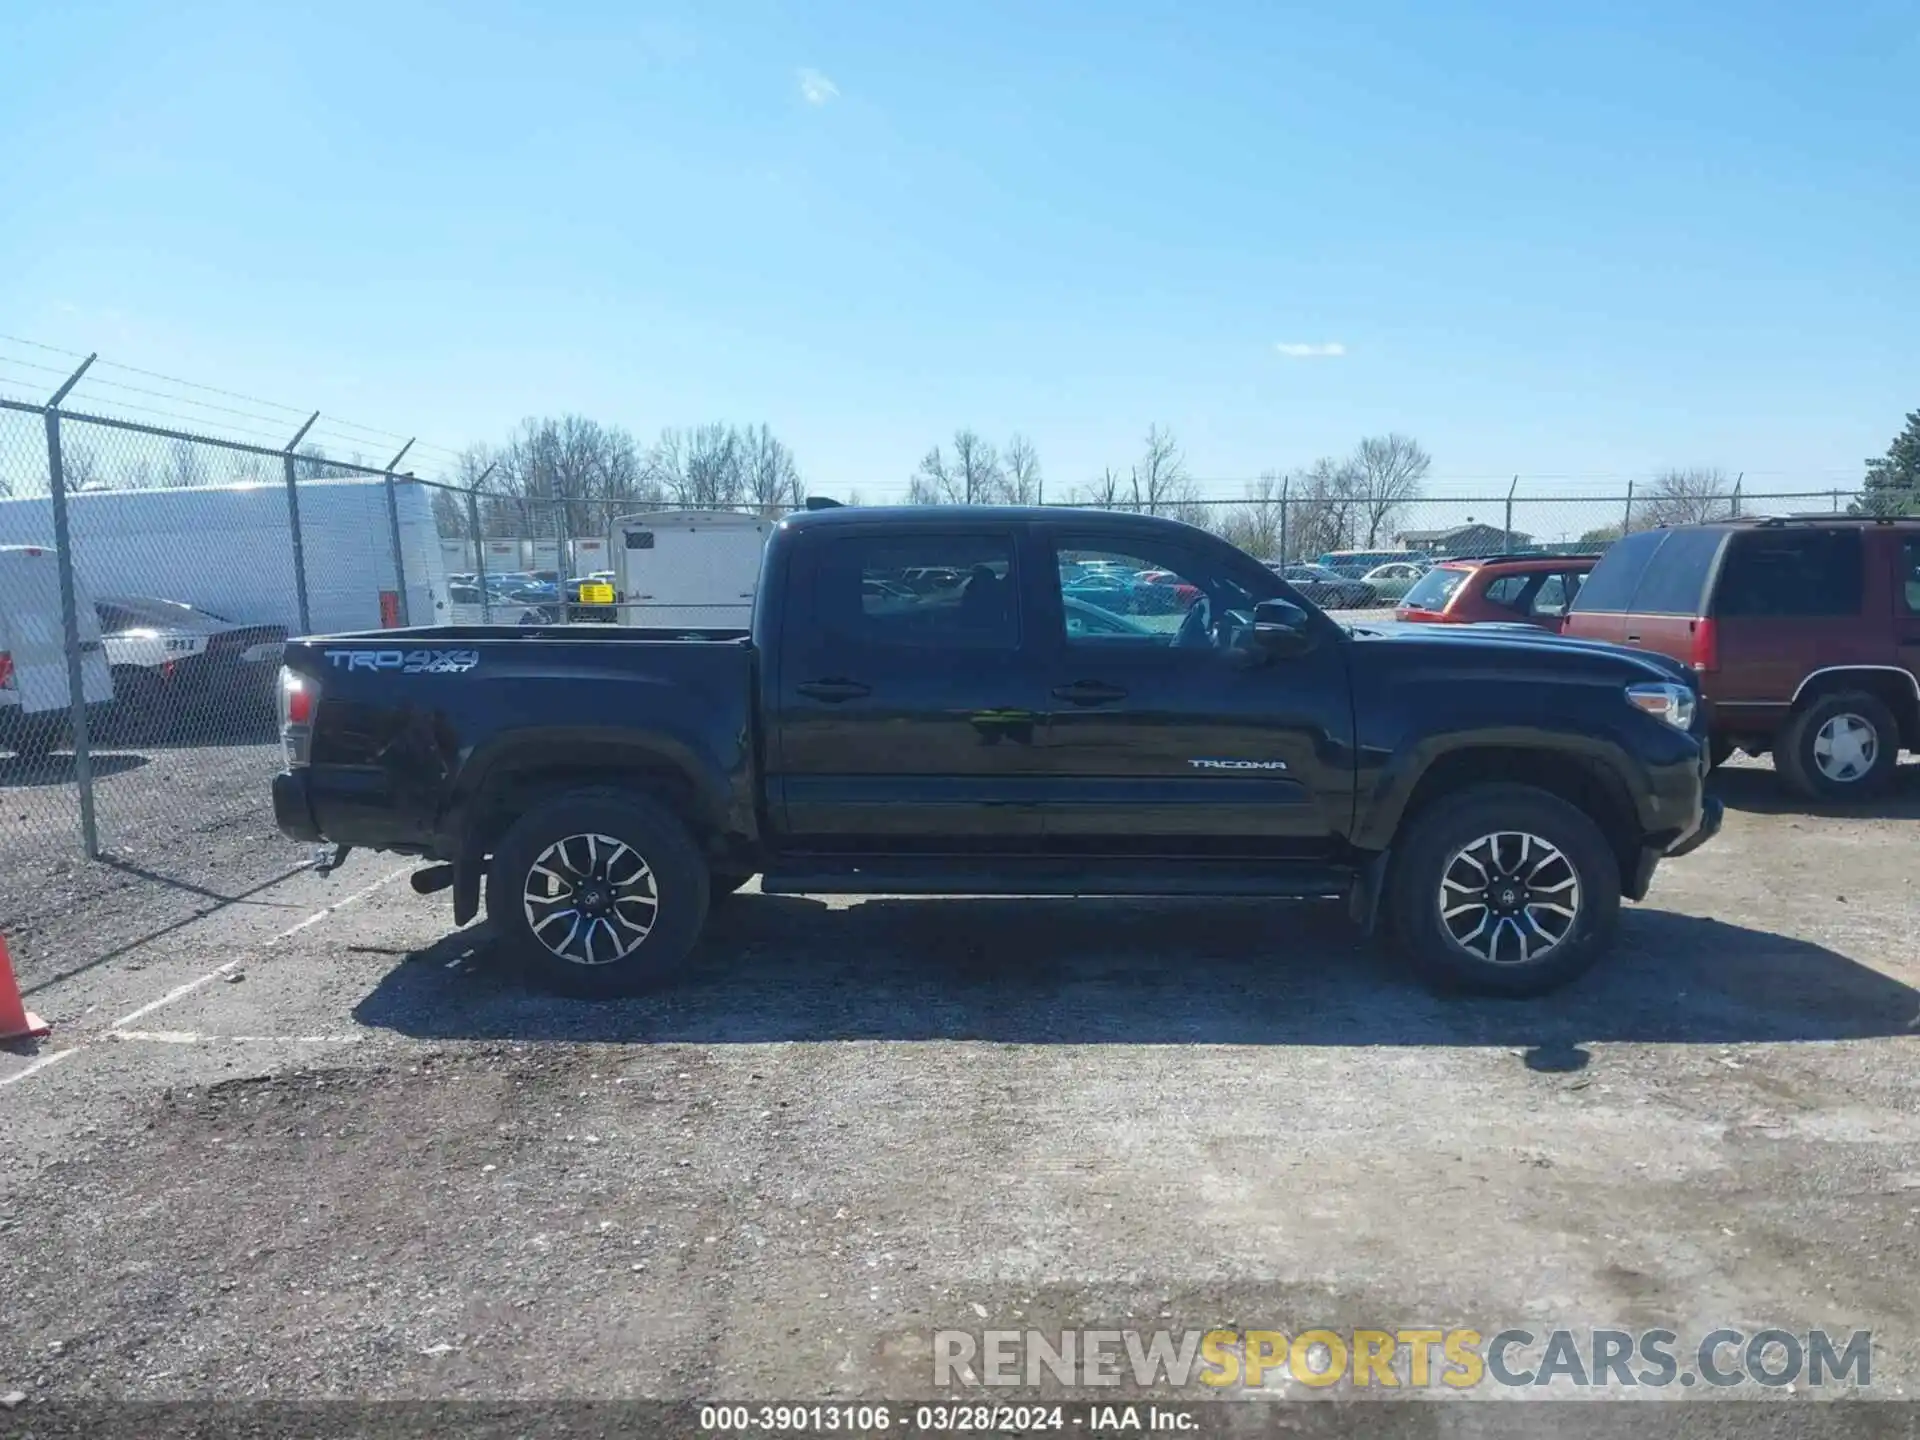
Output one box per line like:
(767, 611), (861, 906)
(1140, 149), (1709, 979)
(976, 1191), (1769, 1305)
(94, 596), (287, 739)
(1361, 561), (1429, 603)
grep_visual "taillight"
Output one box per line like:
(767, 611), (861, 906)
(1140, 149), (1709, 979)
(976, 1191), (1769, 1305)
(279, 667), (316, 767)
(1690, 618), (1718, 673)
(0, 652), (13, 689)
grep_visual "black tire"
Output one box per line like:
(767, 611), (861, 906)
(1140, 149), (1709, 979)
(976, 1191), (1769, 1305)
(709, 871), (755, 905)
(1775, 691), (1900, 801)
(107, 668), (167, 744)
(485, 788), (710, 999)
(1386, 783), (1621, 997)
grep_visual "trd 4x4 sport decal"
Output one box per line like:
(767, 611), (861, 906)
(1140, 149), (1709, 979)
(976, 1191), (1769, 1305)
(322, 649), (481, 674)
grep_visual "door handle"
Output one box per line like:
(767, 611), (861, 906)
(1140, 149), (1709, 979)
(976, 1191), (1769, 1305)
(796, 678), (872, 703)
(1052, 680), (1129, 705)
(1625, 633), (1642, 643)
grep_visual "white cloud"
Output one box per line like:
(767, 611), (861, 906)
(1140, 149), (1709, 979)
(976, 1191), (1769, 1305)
(798, 68), (839, 105)
(1274, 342), (1347, 359)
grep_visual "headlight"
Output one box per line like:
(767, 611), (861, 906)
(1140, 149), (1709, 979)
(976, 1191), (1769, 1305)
(1626, 681), (1696, 730)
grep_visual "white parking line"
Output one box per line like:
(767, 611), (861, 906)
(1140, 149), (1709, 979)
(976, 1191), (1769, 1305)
(109, 1030), (363, 1045)
(0, 863), (414, 1095)
(0, 1047), (81, 1088)
(109, 864), (414, 1030)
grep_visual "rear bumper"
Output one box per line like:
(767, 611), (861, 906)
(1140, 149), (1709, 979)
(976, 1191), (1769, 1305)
(272, 769), (323, 842)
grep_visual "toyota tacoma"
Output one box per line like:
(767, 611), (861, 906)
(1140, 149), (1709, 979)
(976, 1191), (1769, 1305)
(272, 505), (1722, 998)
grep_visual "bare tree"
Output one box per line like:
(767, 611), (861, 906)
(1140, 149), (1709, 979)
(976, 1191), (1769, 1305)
(1003, 434), (1043, 505)
(1642, 467), (1734, 527)
(219, 447), (273, 487)
(162, 439), (211, 490)
(1071, 466), (1128, 509)
(907, 445), (961, 504)
(1130, 425), (1197, 517)
(292, 443), (357, 482)
(1348, 433), (1430, 546)
(1285, 456), (1363, 560)
(740, 423), (803, 515)
(495, 415), (654, 536)
(650, 423), (744, 509)
(1214, 472), (1288, 559)
(952, 429), (1004, 503)
(63, 442), (105, 492)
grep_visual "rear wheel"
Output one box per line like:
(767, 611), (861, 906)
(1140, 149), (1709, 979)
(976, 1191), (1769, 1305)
(1387, 784), (1620, 997)
(107, 667), (167, 743)
(486, 789), (710, 998)
(1775, 691), (1899, 801)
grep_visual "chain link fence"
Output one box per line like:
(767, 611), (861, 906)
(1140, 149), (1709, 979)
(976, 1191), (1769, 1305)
(0, 394), (423, 935)
(0, 380), (1868, 942)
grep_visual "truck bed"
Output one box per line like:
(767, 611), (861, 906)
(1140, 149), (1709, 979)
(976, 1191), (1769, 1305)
(275, 625), (761, 856)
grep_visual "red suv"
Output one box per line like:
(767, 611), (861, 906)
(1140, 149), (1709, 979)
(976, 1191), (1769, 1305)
(1562, 517), (1920, 799)
(1396, 554), (1600, 633)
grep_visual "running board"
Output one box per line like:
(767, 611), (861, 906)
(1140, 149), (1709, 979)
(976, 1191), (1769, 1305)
(759, 858), (1355, 900)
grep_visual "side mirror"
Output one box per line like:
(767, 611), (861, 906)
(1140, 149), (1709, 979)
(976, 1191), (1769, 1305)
(1250, 598), (1314, 656)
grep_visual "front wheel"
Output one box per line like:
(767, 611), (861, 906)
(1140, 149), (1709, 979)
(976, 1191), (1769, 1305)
(486, 789), (710, 998)
(1386, 784), (1621, 997)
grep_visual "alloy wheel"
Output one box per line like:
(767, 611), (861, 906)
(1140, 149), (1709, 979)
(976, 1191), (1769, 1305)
(521, 832), (659, 966)
(1437, 830), (1581, 967)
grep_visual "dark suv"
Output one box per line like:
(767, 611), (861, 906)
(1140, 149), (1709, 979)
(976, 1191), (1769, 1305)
(1563, 516), (1920, 798)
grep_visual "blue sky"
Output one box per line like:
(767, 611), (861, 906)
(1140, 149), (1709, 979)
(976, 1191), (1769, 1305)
(1, 0), (1915, 503)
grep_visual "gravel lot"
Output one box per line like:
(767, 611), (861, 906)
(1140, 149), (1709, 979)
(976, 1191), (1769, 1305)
(1, 759), (1917, 1426)
(0, 736), (310, 994)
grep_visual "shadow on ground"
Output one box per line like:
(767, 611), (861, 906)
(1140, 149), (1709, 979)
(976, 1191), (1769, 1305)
(0, 751), (149, 788)
(1710, 758), (1920, 820)
(353, 897), (1920, 1051)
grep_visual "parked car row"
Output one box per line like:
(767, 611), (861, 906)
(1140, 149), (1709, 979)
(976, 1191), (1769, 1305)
(1378, 516), (1920, 801)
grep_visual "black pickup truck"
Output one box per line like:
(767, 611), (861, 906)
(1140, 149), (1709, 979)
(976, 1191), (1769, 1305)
(273, 505), (1721, 997)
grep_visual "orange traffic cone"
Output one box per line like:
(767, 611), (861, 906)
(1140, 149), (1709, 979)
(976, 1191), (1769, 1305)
(0, 935), (49, 1041)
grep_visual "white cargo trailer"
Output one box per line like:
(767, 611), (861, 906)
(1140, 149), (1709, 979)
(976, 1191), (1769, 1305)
(0, 476), (454, 637)
(612, 511), (773, 629)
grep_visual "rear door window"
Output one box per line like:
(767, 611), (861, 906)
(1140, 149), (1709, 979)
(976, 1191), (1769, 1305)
(1482, 575), (1533, 611)
(1569, 531), (1663, 613)
(1530, 571), (1583, 617)
(813, 533), (1020, 649)
(1714, 530), (1864, 618)
(1902, 538), (1920, 615)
